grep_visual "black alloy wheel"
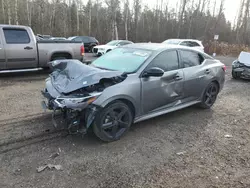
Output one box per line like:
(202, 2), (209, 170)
(199, 82), (219, 109)
(93, 101), (133, 142)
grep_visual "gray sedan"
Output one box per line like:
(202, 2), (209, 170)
(42, 43), (226, 142)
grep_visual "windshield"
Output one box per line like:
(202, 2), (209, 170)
(163, 39), (181, 45)
(106, 40), (120, 46)
(91, 48), (152, 73)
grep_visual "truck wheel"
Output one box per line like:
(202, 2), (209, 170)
(93, 101), (133, 142)
(51, 57), (66, 61)
(199, 82), (219, 109)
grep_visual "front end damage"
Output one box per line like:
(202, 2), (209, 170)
(232, 51), (250, 79)
(41, 59), (126, 134)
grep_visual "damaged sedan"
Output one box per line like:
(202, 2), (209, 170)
(42, 43), (226, 142)
(232, 51), (250, 79)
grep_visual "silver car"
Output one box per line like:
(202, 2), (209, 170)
(42, 43), (226, 142)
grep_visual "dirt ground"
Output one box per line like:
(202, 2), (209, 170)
(1, 55), (250, 188)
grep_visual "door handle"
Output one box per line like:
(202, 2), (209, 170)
(205, 69), (211, 74)
(173, 75), (183, 81)
(24, 46), (33, 50)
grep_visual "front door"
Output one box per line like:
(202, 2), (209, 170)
(2, 27), (37, 69)
(141, 50), (184, 114)
(0, 34), (6, 70)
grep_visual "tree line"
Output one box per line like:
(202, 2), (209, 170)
(0, 0), (249, 45)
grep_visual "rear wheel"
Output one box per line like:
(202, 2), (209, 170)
(93, 101), (133, 142)
(199, 82), (219, 109)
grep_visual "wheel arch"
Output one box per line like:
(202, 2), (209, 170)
(211, 80), (220, 91)
(50, 52), (73, 61)
(98, 96), (138, 117)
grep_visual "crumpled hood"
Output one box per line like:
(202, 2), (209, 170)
(49, 60), (124, 94)
(238, 51), (250, 66)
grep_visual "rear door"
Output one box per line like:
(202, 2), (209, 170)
(3, 27), (37, 69)
(0, 31), (6, 70)
(141, 50), (184, 114)
(179, 49), (207, 101)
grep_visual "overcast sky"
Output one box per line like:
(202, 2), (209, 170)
(141, 0), (239, 23)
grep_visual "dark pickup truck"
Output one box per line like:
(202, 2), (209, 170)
(0, 25), (85, 73)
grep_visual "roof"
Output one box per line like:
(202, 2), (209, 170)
(165, 38), (202, 42)
(0, 24), (30, 29)
(123, 43), (201, 52)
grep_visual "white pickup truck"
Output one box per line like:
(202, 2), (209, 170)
(0, 24), (85, 73)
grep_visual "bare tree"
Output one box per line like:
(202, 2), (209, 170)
(134, 0), (141, 41)
(7, 1), (11, 25)
(124, 0), (129, 40)
(1, 0), (5, 23)
(14, 0), (18, 25)
(177, 0), (188, 38)
(88, 0), (92, 36)
(213, 0), (225, 33)
(187, 0), (195, 38)
(242, 0), (250, 43)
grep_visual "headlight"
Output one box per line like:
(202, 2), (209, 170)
(54, 92), (102, 108)
(232, 61), (240, 68)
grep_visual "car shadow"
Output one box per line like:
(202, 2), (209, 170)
(67, 105), (214, 146)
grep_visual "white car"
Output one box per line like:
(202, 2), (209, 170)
(92, 40), (133, 56)
(162, 39), (204, 52)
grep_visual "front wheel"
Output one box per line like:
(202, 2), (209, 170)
(232, 70), (239, 79)
(199, 82), (219, 109)
(93, 101), (133, 142)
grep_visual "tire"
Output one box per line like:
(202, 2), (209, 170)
(51, 57), (66, 61)
(199, 82), (219, 109)
(106, 49), (112, 53)
(93, 101), (133, 142)
(89, 45), (95, 53)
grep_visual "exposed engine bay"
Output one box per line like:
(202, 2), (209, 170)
(41, 60), (126, 134)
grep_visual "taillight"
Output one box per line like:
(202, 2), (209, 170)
(81, 45), (85, 56)
(222, 64), (226, 72)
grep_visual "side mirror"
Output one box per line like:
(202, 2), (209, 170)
(117, 44), (121, 47)
(142, 67), (164, 77)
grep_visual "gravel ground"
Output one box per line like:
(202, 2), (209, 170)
(1, 55), (250, 188)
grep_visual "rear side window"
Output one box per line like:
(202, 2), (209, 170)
(90, 37), (98, 43)
(119, 41), (131, 46)
(180, 41), (191, 47)
(180, 50), (204, 68)
(3, 28), (30, 44)
(73, 37), (83, 42)
(148, 50), (179, 72)
(180, 41), (201, 47)
(81, 37), (91, 43)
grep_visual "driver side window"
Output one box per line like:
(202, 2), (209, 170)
(147, 50), (179, 72)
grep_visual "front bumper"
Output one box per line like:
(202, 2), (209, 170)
(232, 67), (250, 79)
